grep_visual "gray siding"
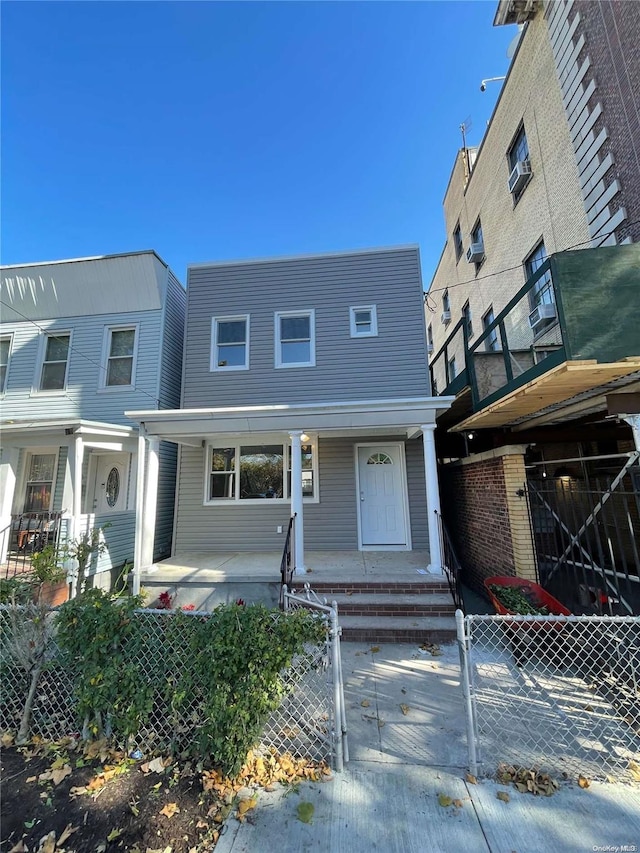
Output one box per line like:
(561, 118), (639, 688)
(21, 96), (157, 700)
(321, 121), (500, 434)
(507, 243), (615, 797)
(77, 511), (135, 574)
(154, 440), (177, 560)
(53, 447), (68, 512)
(1, 310), (163, 425)
(183, 248), (429, 408)
(174, 435), (428, 553)
(159, 271), (186, 410)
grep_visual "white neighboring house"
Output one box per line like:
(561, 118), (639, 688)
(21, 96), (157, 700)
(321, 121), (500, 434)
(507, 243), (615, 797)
(0, 251), (185, 587)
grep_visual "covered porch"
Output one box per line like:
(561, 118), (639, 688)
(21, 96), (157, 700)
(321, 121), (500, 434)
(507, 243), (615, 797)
(126, 397), (454, 597)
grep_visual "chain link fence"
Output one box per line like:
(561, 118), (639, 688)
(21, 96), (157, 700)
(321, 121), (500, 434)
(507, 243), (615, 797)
(0, 602), (343, 769)
(457, 611), (640, 782)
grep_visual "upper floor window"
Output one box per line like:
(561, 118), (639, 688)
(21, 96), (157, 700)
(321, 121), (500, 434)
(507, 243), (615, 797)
(442, 290), (450, 313)
(482, 307), (499, 351)
(508, 125), (532, 202)
(0, 335), (11, 393)
(453, 223), (463, 262)
(275, 310), (315, 368)
(104, 326), (137, 386)
(39, 332), (70, 392)
(350, 305), (378, 338)
(211, 316), (249, 371)
(526, 241), (553, 308)
(427, 324), (434, 352)
(469, 220), (485, 271)
(462, 301), (473, 339)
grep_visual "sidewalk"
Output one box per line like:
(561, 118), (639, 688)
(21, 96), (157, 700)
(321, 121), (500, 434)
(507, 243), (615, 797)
(216, 643), (640, 853)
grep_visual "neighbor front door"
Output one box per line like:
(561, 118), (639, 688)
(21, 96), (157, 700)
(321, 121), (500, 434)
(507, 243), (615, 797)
(357, 444), (408, 547)
(93, 453), (129, 513)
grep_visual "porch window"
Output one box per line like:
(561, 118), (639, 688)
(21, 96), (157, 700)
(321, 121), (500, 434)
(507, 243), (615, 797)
(211, 316), (249, 371)
(24, 453), (57, 512)
(0, 335), (11, 393)
(349, 305), (378, 338)
(275, 311), (315, 368)
(39, 332), (71, 391)
(206, 441), (317, 503)
(104, 327), (137, 387)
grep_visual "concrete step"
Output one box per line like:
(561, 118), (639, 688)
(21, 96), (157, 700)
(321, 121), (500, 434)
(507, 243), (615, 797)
(304, 581), (451, 595)
(338, 614), (457, 644)
(329, 592), (455, 616)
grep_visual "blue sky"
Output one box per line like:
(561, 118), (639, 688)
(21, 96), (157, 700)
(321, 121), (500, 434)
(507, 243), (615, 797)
(1, 1), (514, 284)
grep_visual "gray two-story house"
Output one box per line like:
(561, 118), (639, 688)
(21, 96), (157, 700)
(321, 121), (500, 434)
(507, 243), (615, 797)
(127, 246), (453, 613)
(0, 251), (185, 587)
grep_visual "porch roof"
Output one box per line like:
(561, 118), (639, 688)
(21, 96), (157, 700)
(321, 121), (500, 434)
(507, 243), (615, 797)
(126, 396), (454, 444)
(0, 417), (136, 438)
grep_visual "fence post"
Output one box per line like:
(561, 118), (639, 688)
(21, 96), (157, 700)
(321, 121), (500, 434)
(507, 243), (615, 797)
(330, 605), (344, 772)
(456, 609), (478, 777)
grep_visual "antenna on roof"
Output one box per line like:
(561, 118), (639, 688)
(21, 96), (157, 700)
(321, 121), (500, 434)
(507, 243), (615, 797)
(460, 118), (473, 185)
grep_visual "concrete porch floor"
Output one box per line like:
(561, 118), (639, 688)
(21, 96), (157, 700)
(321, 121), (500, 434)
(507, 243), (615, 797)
(146, 549), (440, 585)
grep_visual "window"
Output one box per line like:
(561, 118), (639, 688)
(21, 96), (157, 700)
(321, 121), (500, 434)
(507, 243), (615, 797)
(39, 332), (70, 391)
(0, 335), (11, 393)
(24, 453), (57, 512)
(104, 326), (137, 386)
(206, 441), (317, 503)
(507, 124), (532, 203)
(427, 324), (434, 351)
(462, 301), (473, 339)
(453, 223), (463, 262)
(275, 311), (315, 368)
(350, 305), (378, 337)
(442, 290), (450, 313)
(471, 219), (485, 271)
(211, 316), (249, 371)
(482, 307), (499, 351)
(526, 241), (554, 310)
(448, 356), (456, 381)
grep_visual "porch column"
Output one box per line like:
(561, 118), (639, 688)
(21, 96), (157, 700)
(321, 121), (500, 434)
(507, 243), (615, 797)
(0, 446), (19, 564)
(141, 438), (160, 570)
(420, 424), (443, 575)
(133, 433), (147, 596)
(289, 430), (307, 574)
(622, 414), (640, 453)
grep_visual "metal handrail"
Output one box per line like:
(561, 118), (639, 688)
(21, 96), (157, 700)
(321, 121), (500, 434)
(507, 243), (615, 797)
(436, 511), (465, 612)
(279, 513), (296, 609)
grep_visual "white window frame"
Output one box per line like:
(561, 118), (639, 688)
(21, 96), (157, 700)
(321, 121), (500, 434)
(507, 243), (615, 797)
(19, 448), (59, 514)
(99, 324), (139, 391)
(274, 310), (316, 368)
(0, 333), (13, 394)
(210, 315), (250, 372)
(33, 330), (72, 395)
(349, 305), (378, 338)
(203, 437), (319, 505)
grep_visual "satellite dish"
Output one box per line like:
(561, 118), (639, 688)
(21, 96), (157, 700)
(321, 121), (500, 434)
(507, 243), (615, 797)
(507, 24), (525, 58)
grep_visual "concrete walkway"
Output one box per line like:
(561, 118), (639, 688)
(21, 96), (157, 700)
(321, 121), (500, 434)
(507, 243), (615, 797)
(216, 643), (640, 853)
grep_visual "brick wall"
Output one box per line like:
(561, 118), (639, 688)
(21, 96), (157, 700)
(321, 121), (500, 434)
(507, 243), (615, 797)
(440, 447), (536, 594)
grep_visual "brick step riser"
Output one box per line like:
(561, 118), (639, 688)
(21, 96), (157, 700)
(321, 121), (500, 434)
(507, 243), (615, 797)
(305, 583), (451, 595)
(341, 627), (456, 644)
(338, 605), (456, 616)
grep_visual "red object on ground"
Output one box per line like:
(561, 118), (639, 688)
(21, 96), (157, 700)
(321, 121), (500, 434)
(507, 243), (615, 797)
(484, 576), (572, 616)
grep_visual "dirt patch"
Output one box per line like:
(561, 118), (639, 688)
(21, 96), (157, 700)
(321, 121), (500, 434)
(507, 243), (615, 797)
(1, 740), (330, 853)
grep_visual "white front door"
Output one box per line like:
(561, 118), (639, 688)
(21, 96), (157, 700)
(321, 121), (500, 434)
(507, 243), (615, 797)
(357, 444), (408, 547)
(93, 453), (129, 513)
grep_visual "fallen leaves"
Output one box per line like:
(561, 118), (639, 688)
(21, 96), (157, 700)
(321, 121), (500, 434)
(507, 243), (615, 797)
(496, 764), (559, 797)
(296, 802), (314, 824)
(466, 773), (477, 785)
(57, 824), (78, 846)
(420, 642), (442, 657)
(400, 704), (410, 716)
(360, 699), (370, 708)
(578, 775), (590, 789)
(2, 732), (15, 747)
(496, 791), (510, 803)
(370, 646), (380, 654)
(629, 760), (640, 783)
(159, 803), (180, 819)
(437, 793), (453, 807)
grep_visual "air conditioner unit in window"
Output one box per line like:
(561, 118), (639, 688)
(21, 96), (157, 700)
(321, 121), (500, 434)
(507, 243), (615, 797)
(466, 242), (485, 264)
(528, 303), (557, 329)
(441, 310), (451, 324)
(508, 159), (532, 194)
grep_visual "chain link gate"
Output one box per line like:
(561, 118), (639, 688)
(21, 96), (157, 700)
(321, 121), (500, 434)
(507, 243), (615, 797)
(456, 611), (640, 783)
(0, 601), (347, 771)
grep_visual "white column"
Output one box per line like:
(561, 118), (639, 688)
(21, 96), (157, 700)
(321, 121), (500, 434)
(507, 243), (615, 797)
(133, 433), (147, 596)
(141, 438), (160, 570)
(421, 424), (444, 575)
(0, 446), (19, 564)
(622, 414), (640, 453)
(289, 430), (307, 574)
(72, 435), (84, 534)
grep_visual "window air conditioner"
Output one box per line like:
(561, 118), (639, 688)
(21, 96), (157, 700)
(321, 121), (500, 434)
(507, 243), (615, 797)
(508, 159), (532, 194)
(528, 303), (557, 329)
(441, 310), (451, 324)
(466, 242), (485, 264)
